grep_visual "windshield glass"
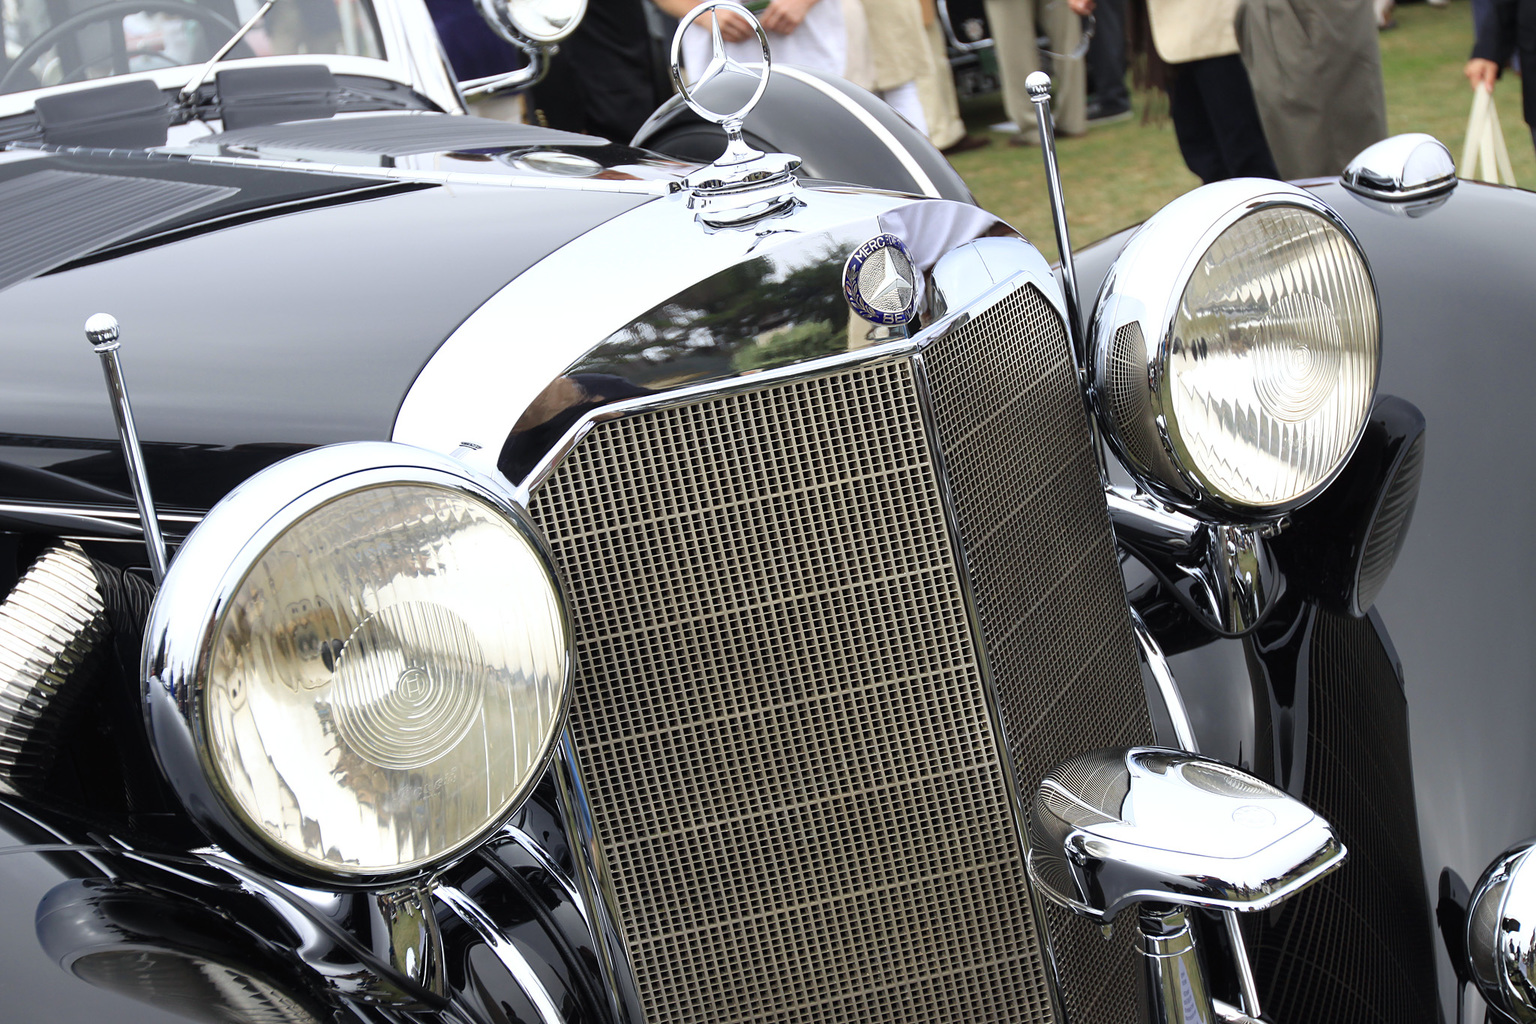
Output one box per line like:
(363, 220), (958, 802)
(1, 0), (385, 95)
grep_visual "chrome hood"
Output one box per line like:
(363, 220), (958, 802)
(392, 183), (1049, 489)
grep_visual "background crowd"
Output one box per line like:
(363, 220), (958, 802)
(428, 0), (1534, 221)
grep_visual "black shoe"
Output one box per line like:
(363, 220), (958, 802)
(941, 133), (992, 155)
(1086, 96), (1132, 125)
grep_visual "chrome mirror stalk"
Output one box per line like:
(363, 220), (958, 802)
(460, 46), (550, 99)
(1028, 747), (1346, 1024)
(1024, 71), (1085, 375)
(1139, 904), (1216, 1024)
(84, 314), (168, 584)
(1466, 839), (1536, 1023)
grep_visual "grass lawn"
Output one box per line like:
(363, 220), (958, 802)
(945, 0), (1531, 259)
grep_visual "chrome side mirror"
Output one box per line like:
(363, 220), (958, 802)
(1028, 748), (1346, 1024)
(460, 0), (588, 99)
(1467, 839), (1536, 1023)
(1028, 747), (1346, 920)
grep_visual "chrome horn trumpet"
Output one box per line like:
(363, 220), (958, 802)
(1028, 748), (1346, 1024)
(1466, 839), (1536, 1023)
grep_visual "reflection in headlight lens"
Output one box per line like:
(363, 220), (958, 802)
(203, 483), (567, 878)
(1168, 205), (1379, 509)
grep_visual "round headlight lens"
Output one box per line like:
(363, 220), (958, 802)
(1092, 183), (1380, 515)
(145, 445), (569, 882)
(1167, 205), (1378, 508)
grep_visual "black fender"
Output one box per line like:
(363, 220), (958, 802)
(1076, 176), (1536, 1024)
(632, 63), (974, 205)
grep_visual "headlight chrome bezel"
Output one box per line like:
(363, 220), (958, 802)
(143, 442), (573, 888)
(1090, 179), (1382, 519)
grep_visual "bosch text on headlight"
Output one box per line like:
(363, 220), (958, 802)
(142, 443), (572, 884)
(1090, 180), (1382, 516)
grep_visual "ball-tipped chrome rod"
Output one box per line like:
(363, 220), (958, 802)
(85, 314), (168, 584)
(1025, 71), (1086, 374)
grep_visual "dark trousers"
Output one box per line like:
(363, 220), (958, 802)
(1087, 0), (1128, 105)
(1168, 54), (1280, 183)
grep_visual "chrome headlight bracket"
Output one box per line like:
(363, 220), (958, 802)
(143, 442), (573, 888)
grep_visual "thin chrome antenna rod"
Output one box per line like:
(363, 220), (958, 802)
(177, 0), (279, 108)
(1025, 71), (1086, 374)
(85, 314), (169, 584)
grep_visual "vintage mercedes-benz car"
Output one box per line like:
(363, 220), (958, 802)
(4, 1), (1536, 1023)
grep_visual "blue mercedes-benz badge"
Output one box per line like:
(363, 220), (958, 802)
(844, 234), (918, 326)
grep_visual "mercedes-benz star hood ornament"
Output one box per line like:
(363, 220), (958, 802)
(668, 1), (802, 224)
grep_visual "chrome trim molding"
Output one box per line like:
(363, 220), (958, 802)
(550, 731), (646, 1024)
(1129, 606), (1196, 750)
(0, 501), (201, 540)
(393, 186), (926, 465)
(7, 142), (675, 195)
(436, 885), (568, 1024)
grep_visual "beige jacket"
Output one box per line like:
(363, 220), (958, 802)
(1146, 0), (1239, 64)
(859, 0), (931, 91)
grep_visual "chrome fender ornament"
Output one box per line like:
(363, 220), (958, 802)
(669, 0), (801, 215)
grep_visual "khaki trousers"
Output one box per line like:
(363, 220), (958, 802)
(982, 0), (1086, 139)
(916, 17), (967, 150)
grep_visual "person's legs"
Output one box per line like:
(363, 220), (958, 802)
(1168, 62), (1227, 182)
(982, 0), (1043, 139)
(1172, 55), (1279, 181)
(879, 80), (930, 134)
(915, 16), (966, 149)
(1085, 0), (1128, 116)
(1040, 0), (1086, 133)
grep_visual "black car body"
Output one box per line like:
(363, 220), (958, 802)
(1, 3), (1533, 1024)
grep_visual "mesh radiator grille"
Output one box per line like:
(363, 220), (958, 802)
(922, 286), (1154, 1024)
(528, 284), (1151, 1024)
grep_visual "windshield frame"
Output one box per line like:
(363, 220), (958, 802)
(0, 0), (463, 121)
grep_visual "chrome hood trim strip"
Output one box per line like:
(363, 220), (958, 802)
(6, 142), (676, 195)
(392, 187), (1044, 477)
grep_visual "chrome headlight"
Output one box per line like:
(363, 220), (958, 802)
(1091, 180), (1381, 516)
(144, 443), (570, 884)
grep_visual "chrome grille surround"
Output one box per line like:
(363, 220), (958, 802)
(527, 278), (1153, 1024)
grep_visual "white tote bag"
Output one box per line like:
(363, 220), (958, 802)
(1462, 85), (1518, 186)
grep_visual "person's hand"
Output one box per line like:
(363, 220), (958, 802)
(1068, 0), (1094, 14)
(759, 0), (817, 35)
(704, 7), (754, 42)
(1466, 57), (1499, 91)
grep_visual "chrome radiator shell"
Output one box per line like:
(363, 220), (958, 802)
(526, 279), (1155, 1024)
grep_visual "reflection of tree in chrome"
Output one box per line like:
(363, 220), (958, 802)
(572, 245), (849, 387)
(733, 319), (839, 372)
